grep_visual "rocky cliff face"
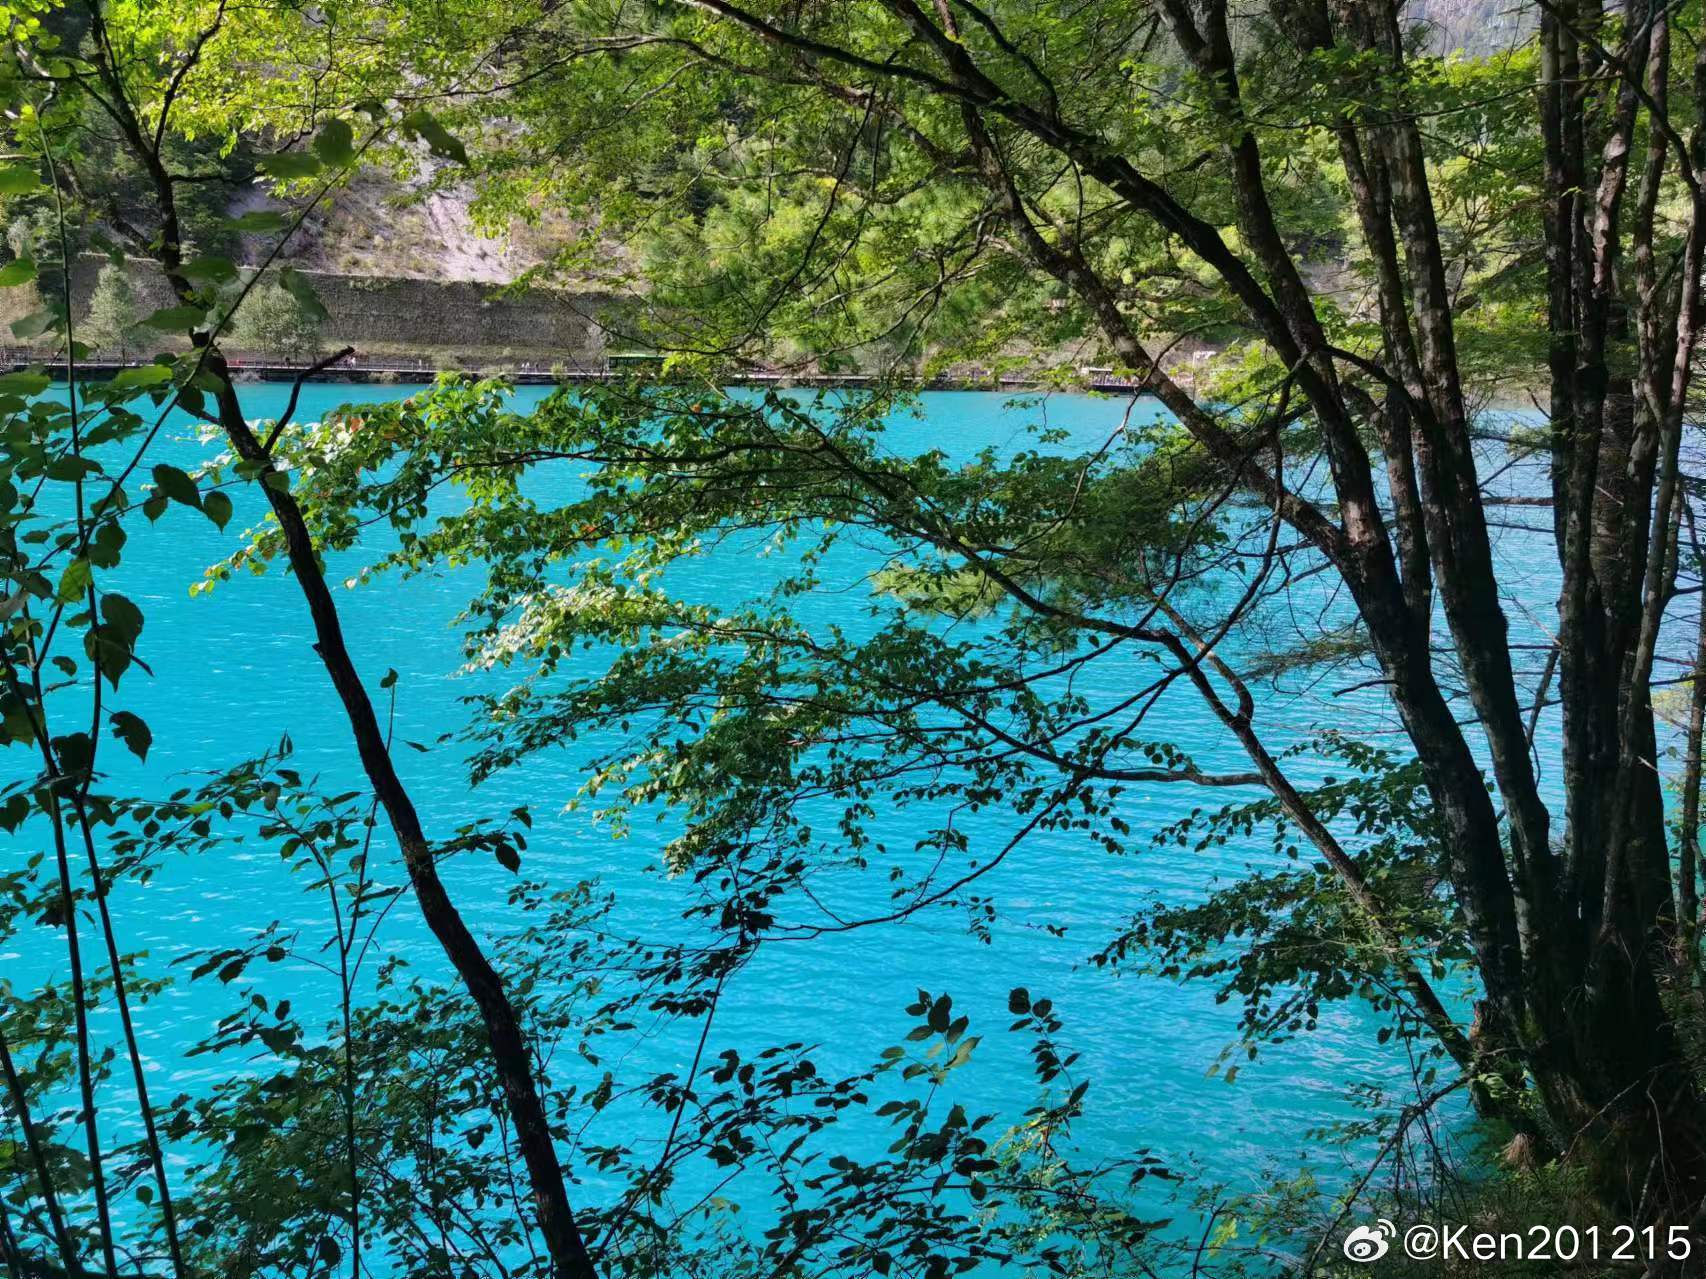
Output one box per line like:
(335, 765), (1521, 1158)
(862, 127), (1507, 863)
(221, 0), (1525, 292)
(1415, 0), (1533, 53)
(0, 0), (1526, 369)
(235, 174), (597, 286)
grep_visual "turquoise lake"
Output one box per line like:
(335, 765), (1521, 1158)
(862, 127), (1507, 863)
(10, 381), (1563, 1267)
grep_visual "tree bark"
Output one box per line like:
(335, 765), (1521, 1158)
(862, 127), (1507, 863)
(75, 9), (601, 1272)
(671, 0), (1706, 1215)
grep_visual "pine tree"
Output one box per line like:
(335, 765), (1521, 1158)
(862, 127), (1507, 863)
(82, 261), (139, 360)
(230, 278), (322, 362)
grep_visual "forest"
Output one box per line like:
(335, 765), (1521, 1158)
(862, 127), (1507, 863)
(2, 0), (1706, 1275)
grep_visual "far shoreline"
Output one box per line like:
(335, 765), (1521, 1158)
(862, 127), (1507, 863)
(11, 353), (1544, 412)
(6, 350), (1157, 395)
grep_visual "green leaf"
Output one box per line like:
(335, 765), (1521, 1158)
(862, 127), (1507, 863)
(88, 521), (126, 569)
(140, 304), (208, 331)
(401, 109), (469, 165)
(258, 151), (322, 181)
(312, 118), (356, 168)
(180, 257), (237, 286)
(55, 559), (91, 604)
(101, 593), (143, 644)
(11, 308), (60, 340)
(0, 257), (35, 287)
(110, 710), (151, 762)
(43, 456), (100, 482)
(90, 232), (123, 265)
(109, 364), (173, 391)
(151, 463), (202, 509)
(279, 268), (328, 323)
(52, 732), (93, 776)
(0, 371), (49, 396)
(0, 165), (41, 195)
(927, 994), (952, 1033)
(87, 634), (132, 689)
(202, 491), (233, 531)
(1, 702), (35, 748)
(225, 210), (291, 234)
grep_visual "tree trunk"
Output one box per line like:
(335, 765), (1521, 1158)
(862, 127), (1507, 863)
(74, 10), (601, 1272)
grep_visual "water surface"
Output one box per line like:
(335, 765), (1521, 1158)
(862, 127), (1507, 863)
(13, 381), (1544, 1262)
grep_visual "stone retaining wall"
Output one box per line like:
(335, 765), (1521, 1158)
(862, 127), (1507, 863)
(56, 257), (609, 367)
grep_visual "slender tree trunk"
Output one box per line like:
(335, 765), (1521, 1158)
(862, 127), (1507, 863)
(67, 807), (186, 1279)
(680, 0), (1706, 1215)
(189, 349), (597, 1279)
(40, 788), (115, 1279)
(0, 1026), (79, 1276)
(73, 8), (602, 1271)
(0, 1187), (23, 1279)
(1680, 598), (1706, 963)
